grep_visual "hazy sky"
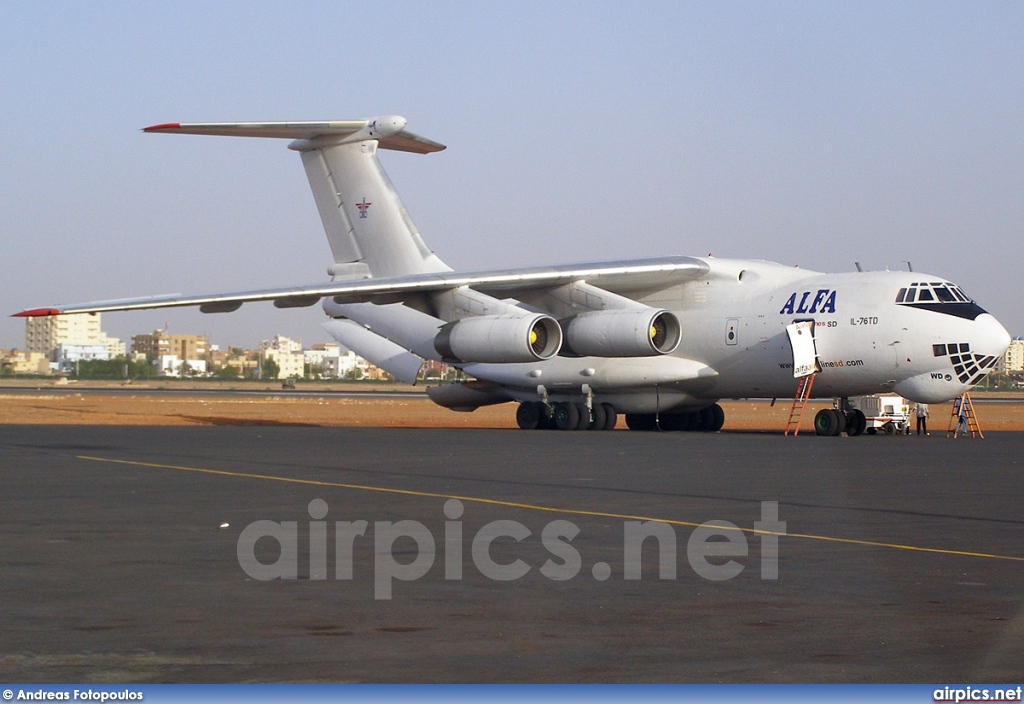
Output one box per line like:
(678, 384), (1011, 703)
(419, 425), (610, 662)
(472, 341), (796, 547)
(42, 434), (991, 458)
(2, 2), (1022, 350)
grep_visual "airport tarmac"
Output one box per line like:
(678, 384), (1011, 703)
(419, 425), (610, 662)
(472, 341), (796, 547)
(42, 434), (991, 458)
(1, 424), (1022, 683)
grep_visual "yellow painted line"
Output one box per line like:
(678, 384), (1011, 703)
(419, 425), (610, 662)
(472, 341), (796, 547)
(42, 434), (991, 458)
(77, 454), (1024, 563)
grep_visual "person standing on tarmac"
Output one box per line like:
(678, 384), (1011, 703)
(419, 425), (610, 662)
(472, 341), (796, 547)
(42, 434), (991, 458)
(915, 402), (929, 435)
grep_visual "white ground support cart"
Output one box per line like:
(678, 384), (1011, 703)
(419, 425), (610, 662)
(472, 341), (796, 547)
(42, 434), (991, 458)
(848, 394), (912, 435)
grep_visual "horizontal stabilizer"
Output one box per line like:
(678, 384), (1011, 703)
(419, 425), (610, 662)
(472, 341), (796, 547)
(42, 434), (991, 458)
(144, 115), (446, 154)
(143, 120), (368, 139)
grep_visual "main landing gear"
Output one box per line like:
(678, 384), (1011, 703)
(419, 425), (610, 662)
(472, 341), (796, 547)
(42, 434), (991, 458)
(813, 400), (866, 437)
(516, 401), (618, 431)
(516, 401), (726, 432)
(625, 404), (725, 432)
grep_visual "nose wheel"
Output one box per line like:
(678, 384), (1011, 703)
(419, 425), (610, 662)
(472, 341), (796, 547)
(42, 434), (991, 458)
(845, 409), (867, 436)
(814, 407), (866, 436)
(814, 409), (845, 436)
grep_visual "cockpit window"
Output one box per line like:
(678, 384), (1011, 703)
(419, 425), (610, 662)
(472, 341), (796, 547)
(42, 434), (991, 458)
(897, 282), (975, 305)
(896, 282), (986, 319)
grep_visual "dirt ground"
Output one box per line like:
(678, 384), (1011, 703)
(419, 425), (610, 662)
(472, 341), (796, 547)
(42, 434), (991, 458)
(2, 381), (1021, 432)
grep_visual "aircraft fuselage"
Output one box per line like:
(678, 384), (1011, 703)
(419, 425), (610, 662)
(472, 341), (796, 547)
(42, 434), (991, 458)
(457, 257), (1009, 414)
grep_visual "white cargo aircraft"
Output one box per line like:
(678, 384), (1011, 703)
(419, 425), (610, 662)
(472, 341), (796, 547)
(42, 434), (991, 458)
(16, 116), (1011, 435)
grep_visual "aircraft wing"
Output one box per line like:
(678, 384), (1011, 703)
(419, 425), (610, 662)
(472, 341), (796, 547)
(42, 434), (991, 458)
(14, 256), (709, 317)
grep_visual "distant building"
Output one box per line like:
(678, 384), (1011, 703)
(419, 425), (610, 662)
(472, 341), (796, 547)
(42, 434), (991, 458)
(132, 330), (209, 361)
(303, 343), (344, 377)
(209, 348), (231, 370)
(258, 335), (305, 379)
(264, 347), (304, 380)
(328, 349), (366, 378)
(132, 331), (170, 358)
(333, 350), (363, 377)
(171, 335), (209, 361)
(157, 355), (208, 377)
(1, 350), (51, 375)
(363, 365), (393, 381)
(55, 343), (110, 372)
(183, 359), (208, 376)
(220, 350), (260, 377)
(24, 313), (124, 361)
(261, 334), (303, 354)
(998, 336), (1024, 375)
(156, 355), (181, 377)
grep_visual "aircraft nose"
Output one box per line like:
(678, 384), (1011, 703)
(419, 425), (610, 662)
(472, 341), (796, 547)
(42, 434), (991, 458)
(974, 313), (1011, 358)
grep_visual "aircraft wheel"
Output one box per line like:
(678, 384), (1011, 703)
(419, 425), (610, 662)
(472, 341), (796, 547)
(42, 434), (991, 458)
(538, 402), (554, 429)
(708, 403), (725, 432)
(698, 406), (717, 431)
(574, 402), (592, 430)
(814, 409), (841, 436)
(625, 413), (657, 431)
(588, 403), (606, 430)
(601, 403), (617, 430)
(846, 409), (867, 436)
(682, 411), (699, 432)
(516, 401), (541, 430)
(658, 413), (684, 431)
(553, 402), (580, 431)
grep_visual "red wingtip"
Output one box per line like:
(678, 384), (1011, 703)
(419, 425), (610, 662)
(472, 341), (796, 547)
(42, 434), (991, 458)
(12, 308), (61, 318)
(143, 123), (181, 132)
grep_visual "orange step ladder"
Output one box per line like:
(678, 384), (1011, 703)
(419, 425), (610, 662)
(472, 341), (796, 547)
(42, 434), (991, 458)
(946, 392), (984, 438)
(784, 373), (816, 436)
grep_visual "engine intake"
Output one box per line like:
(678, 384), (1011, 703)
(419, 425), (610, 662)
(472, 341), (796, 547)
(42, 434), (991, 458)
(564, 309), (681, 357)
(434, 314), (562, 363)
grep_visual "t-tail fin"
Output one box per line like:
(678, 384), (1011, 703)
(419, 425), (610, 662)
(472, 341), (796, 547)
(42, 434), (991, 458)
(144, 116), (451, 279)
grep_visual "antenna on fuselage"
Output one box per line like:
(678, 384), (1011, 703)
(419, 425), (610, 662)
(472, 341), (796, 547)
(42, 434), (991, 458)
(901, 260), (914, 272)
(855, 262), (863, 272)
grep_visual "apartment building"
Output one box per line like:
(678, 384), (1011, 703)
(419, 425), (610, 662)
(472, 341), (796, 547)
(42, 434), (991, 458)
(24, 313), (125, 361)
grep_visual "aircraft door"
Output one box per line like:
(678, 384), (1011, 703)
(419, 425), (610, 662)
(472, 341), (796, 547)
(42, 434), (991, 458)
(786, 320), (820, 378)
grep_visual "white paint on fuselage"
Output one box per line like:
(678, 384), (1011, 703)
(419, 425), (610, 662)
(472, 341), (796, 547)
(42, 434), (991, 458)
(462, 257), (1010, 411)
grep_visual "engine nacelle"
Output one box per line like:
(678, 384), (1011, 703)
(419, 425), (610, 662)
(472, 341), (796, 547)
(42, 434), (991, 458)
(564, 309), (681, 357)
(434, 314), (562, 363)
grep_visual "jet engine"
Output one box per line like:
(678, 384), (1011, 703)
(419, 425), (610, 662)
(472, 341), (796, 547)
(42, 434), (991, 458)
(563, 309), (681, 357)
(434, 314), (562, 363)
